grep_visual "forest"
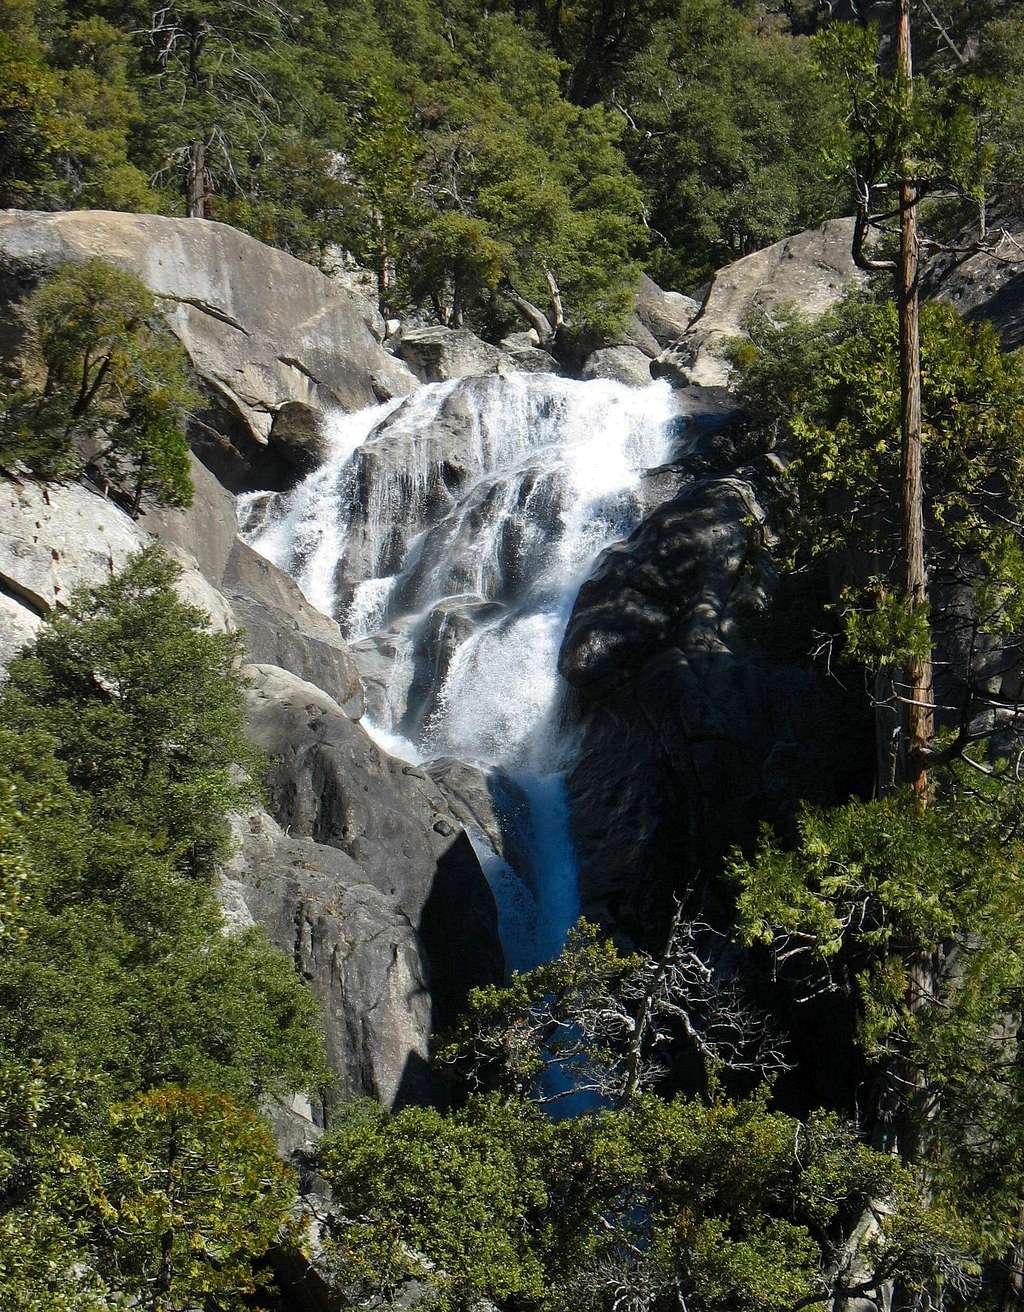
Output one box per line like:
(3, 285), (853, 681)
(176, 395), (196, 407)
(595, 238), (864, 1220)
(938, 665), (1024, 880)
(4, 0), (1024, 1309)
(3, 0), (1021, 339)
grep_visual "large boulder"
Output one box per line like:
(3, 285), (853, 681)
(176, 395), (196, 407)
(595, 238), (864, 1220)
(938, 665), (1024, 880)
(244, 663), (504, 1023)
(653, 218), (869, 388)
(634, 273), (700, 347)
(395, 322), (560, 383)
(0, 209), (418, 488)
(396, 325), (507, 382)
(581, 345), (653, 387)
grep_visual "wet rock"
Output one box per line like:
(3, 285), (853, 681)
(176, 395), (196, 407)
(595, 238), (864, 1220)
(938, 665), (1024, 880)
(559, 438), (872, 941)
(426, 757), (535, 891)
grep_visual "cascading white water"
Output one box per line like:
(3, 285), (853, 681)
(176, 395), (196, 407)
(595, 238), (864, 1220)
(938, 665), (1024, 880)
(239, 373), (678, 971)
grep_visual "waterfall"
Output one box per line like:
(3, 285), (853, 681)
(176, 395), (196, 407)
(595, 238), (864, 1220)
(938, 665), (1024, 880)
(239, 373), (678, 971)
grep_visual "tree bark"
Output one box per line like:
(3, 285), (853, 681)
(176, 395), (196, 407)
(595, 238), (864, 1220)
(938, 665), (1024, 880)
(896, 0), (933, 805)
(186, 139), (208, 219)
(185, 20), (211, 219)
(505, 285), (556, 344)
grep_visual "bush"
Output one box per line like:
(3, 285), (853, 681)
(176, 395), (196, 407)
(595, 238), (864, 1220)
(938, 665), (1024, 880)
(0, 259), (196, 511)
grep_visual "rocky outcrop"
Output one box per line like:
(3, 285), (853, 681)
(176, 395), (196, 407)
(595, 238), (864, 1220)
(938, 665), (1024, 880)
(244, 663), (504, 1023)
(427, 757), (535, 891)
(653, 218), (869, 388)
(0, 209), (417, 489)
(634, 274), (700, 347)
(394, 323), (559, 382)
(581, 345), (653, 387)
(221, 810), (434, 1120)
(558, 418), (872, 941)
(0, 477), (234, 667)
(927, 216), (1024, 350)
(222, 542), (365, 719)
(396, 326), (507, 382)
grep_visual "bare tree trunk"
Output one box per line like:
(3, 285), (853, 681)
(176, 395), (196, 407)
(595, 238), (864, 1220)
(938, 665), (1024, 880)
(186, 139), (208, 219)
(505, 285), (556, 344)
(375, 215), (392, 320)
(896, 0), (933, 805)
(185, 20), (211, 219)
(545, 268), (565, 332)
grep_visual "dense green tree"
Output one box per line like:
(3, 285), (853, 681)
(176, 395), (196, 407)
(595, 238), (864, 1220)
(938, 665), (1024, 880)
(0, 549), (328, 1306)
(729, 293), (1024, 787)
(730, 781), (1024, 1290)
(0, 0), (155, 211)
(316, 1079), (969, 1312)
(0, 0), (63, 207)
(92, 1087), (297, 1310)
(0, 547), (256, 868)
(0, 260), (196, 511)
(614, 0), (846, 286)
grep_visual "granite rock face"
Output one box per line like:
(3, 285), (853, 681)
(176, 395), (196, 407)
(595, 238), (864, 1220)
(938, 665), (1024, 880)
(396, 325), (508, 382)
(558, 421), (872, 941)
(634, 273), (700, 347)
(927, 215), (1024, 350)
(0, 477), (235, 669)
(581, 345), (654, 387)
(222, 542), (365, 719)
(652, 218), (870, 388)
(244, 663), (504, 1024)
(221, 810), (434, 1119)
(0, 209), (417, 488)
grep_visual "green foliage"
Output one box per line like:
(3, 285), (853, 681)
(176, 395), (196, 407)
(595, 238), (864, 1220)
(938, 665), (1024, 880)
(1, 546), (255, 869)
(614, 0), (846, 286)
(731, 781), (1024, 1260)
(0, 0), (156, 211)
(0, 260), (196, 511)
(92, 1087), (297, 1310)
(319, 1095), (555, 1306)
(728, 293), (1024, 670)
(316, 1081), (967, 1312)
(0, 548), (328, 1306)
(437, 920), (643, 1101)
(809, 7), (1024, 241)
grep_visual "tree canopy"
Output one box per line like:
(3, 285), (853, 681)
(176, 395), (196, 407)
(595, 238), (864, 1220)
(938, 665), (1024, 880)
(0, 548), (328, 1308)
